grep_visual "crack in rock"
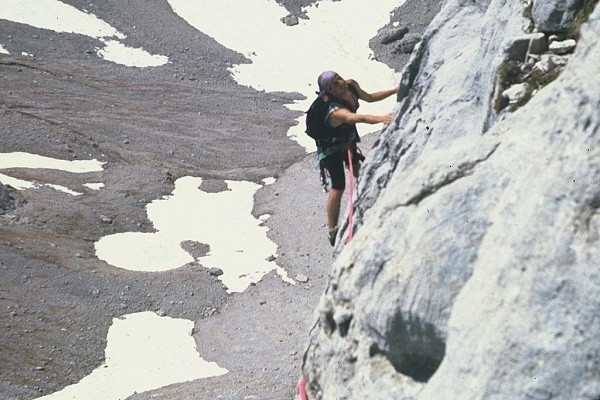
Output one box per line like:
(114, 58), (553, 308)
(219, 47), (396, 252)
(401, 143), (500, 207)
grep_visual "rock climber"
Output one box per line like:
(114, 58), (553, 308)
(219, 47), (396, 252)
(309, 70), (398, 245)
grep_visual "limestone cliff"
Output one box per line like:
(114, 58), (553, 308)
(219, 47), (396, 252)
(303, 0), (600, 399)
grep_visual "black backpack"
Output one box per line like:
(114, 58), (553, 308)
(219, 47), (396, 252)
(305, 84), (359, 143)
(305, 96), (336, 142)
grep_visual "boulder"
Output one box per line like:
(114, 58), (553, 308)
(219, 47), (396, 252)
(392, 34), (422, 54)
(502, 82), (529, 103)
(549, 38), (577, 53)
(534, 53), (569, 72)
(532, 0), (583, 32)
(0, 183), (17, 214)
(303, 0), (600, 399)
(280, 14), (299, 27)
(376, 27), (410, 45)
(504, 32), (548, 61)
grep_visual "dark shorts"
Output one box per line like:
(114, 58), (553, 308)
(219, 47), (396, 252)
(321, 149), (361, 190)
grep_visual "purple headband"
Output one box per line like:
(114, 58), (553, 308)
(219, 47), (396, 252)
(317, 70), (337, 97)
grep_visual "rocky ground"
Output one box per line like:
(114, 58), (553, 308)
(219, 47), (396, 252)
(0, 1), (439, 399)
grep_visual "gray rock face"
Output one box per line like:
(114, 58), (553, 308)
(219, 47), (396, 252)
(303, 0), (599, 399)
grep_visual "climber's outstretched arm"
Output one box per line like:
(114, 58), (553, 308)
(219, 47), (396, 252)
(348, 79), (399, 103)
(328, 107), (393, 127)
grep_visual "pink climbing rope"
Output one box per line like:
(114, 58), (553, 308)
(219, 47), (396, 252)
(297, 377), (308, 400)
(346, 147), (355, 242)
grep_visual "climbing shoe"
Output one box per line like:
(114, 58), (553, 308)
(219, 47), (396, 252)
(328, 226), (339, 246)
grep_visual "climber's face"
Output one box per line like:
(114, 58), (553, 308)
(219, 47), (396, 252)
(329, 74), (347, 96)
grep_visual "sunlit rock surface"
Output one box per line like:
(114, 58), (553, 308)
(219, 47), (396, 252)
(304, 0), (600, 399)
